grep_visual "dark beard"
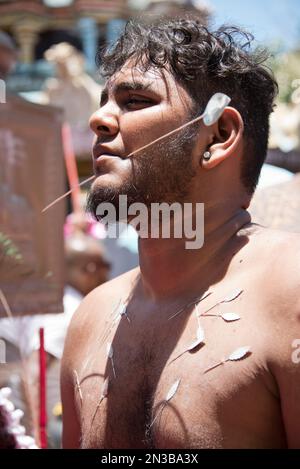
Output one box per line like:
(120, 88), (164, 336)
(86, 120), (199, 222)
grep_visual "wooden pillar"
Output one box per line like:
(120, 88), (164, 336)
(13, 19), (42, 65)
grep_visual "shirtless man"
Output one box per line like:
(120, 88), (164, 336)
(61, 19), (300, 449)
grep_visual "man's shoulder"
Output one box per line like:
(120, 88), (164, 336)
(253, 226), (300, 279)
(257, 230), (300, 447)
(256, 227), (300, 300)
(62, 267), (139, 364)
(70, 266), (140, 330)
(254, 227), (300, 354)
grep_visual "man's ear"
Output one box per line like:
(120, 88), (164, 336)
(201, 107), (244, 169)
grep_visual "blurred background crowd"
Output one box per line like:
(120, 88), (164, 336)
(0, 0), (300, 449)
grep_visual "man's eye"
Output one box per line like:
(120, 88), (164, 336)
(125, 97), (152, 108)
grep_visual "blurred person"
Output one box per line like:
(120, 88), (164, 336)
(43, 43), (102, 156)
(62, 19), (300, 449)
(65, 231), (111, 299)
(0, 229), (110, 361)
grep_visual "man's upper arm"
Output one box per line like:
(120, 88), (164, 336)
(275, 345), (300, 448)
(60, 313), (82, 448)
(271, 241), (300, 448)
(60, 269), (137, 448)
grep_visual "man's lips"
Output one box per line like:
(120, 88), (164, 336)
(92, 144), (123, 161)
(95, 154), (119, 162)
(92, 145), (124, 175)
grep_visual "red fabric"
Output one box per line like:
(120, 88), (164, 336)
(39, 328), (47, 449)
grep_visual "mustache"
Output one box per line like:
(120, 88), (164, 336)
(42, 110), (200, 214)
(94, 108), (201, 161)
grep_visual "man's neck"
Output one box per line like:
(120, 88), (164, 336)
(138, 205), (251, 302)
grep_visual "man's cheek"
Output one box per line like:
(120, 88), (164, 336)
(121, 108), (177, 145)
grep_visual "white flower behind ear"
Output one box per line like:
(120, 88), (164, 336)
(203, 93), (231, 126)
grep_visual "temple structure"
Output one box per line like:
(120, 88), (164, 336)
(0, 0), (129, 70)
(0, 1), (210, 71)
(0, 0), (211, 172)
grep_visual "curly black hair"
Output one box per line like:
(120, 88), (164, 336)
(98, 19), (278, 194)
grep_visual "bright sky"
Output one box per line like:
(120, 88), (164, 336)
(207, 0), (300, 50)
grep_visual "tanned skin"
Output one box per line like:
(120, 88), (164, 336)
(61, 64), (300, 449)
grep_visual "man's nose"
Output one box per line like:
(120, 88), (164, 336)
(89, 107), (119, 138)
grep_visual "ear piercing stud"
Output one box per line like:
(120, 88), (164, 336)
(203, 151), (211, 161)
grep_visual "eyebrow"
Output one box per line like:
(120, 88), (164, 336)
(100, 80), (154, 105)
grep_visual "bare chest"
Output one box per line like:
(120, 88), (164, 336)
(77, 292), (285, 449)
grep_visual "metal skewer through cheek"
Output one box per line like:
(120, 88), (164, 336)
(41, 175), (96, 213)
(41, 93), (231, 213)
(127, 92), (231, 159)
(127, 110), (207, 159)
